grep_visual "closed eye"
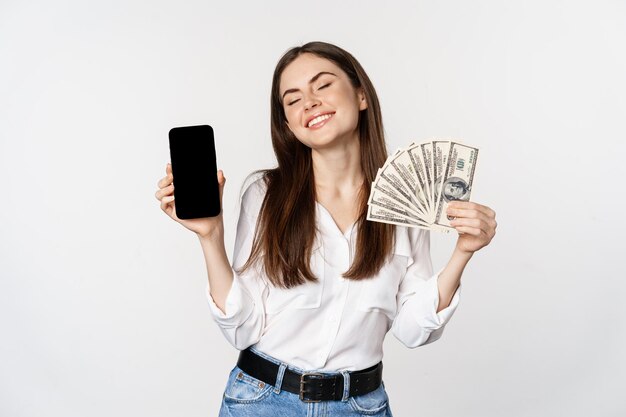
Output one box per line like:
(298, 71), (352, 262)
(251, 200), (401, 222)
(286, 83), (332, 106)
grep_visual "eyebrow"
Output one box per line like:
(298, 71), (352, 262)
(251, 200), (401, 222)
(281, 71), (337, 100)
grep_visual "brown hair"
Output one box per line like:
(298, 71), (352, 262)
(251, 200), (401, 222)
(236, 41), (395, 289)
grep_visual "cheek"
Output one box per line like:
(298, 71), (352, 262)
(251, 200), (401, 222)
(284, 109), (300, 128)
(335, 90), (361, 118)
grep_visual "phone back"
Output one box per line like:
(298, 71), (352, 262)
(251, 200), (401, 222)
(168, 125), (221, 219)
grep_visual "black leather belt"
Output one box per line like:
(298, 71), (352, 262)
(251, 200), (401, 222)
(236, 347), (383, 403)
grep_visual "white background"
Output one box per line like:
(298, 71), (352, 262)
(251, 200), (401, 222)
(1, 0), (624, 416)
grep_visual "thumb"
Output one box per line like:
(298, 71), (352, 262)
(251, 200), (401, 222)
(217, 170), (226, 207)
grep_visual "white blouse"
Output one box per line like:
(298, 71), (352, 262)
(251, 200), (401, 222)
(206, 177), (462, 372)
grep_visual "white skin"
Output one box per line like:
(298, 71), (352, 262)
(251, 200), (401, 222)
(154, 52), (497, 313)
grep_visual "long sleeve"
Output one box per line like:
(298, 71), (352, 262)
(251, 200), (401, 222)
(205, 179), (268, 350)
(391, 227), (462, 348)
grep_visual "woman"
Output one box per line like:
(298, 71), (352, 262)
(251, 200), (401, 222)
(155, 41), (496, 416)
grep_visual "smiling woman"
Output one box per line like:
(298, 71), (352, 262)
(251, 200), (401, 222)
(240, 42), (394, 290)
(155, 40), (496, 417)
(280, 53), (369, 151)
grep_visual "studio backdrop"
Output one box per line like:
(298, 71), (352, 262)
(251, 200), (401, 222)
(1, 0), (624, 416)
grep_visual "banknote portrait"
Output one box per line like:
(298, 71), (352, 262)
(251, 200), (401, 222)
(443, 177), (470, 202)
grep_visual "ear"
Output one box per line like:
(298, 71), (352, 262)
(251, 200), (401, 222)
(358, 87), (368, 111)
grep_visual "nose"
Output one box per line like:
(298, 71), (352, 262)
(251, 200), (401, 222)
(303, 95), (321, 111)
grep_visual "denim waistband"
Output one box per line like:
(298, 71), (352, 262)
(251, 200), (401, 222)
(244, 345), (357, 400)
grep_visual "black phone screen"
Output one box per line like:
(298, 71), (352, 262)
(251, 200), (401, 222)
(168, 125), (221, 219)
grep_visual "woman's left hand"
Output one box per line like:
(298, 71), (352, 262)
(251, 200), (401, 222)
(446, 201), (497, 255)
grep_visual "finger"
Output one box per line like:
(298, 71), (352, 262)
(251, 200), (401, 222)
(217, 170), (226, 198)
(155, 184), (174, 200)
(451, 218), (493, 237)
(479, 205), (496, 219)
(446, 207), (491, 224)
(161, 183), (174, 196)
(157, 174), (173, 188)
(453, 225), (483, 236)
(166, 163), (172, 173)
(451, 218), (495, 237)
(448, 201), (494, 218)
(448, 208), (497, 231)
(160, 195), (175, 212)
(449, 217), (485, 231)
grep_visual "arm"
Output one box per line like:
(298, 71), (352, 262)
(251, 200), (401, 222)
(199, 228), (234, 315)
(435, 248), (472, 313)
(439, 200), (498, 310)
(392, 201), (497, 347)
(157, 164), (266, 349)
(202, 180), (268, 350)
(391, 228), (462, 348)
(391, 200), (497, 348)
(157, 165), (237, 314)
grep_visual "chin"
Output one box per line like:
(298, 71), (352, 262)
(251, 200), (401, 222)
(299, 125), (357, 150)
(299, 131), (335, 147)
(309, 138), (346, 151)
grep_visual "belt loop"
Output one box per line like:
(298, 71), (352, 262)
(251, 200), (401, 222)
(340, 371), (350, 402)
(274, 363), (287, 394)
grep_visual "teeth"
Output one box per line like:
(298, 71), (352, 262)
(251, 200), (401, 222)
(307, 113), (333, 127)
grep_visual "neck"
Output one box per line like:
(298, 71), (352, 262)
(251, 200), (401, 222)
(311, 134), (363, 194)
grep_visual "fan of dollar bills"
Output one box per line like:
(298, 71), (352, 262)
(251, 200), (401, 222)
(366, 140), (479, 232)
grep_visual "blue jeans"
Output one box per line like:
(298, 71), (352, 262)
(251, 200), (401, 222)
(218, 346), (394, 417)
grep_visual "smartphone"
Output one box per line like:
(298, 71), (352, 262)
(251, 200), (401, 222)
(168, 125), (221, 219)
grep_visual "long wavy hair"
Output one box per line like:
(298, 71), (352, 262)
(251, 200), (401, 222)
(235, 41), (395, 289)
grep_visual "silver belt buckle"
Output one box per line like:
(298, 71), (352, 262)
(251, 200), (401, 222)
(299, 372), (325, 403)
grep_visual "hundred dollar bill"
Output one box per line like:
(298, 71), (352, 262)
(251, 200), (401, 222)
(368, 186), (425, 221)
(434, 142), (479, 228)
(366, 204), (431, 229)
(378, 155), (427, 216)
(432, 140), (451, 220)
(383, 148), (430, 214)
(417, 142), (435, 218)
(370, 175), (426, 220)
(406, 144), (432, 215)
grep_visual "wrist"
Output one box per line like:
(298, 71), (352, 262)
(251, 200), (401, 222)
(197, 228), (224, 244)
(453, 244), (475, 261)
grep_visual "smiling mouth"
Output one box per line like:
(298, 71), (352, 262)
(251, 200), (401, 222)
(307, 113), (334, 128)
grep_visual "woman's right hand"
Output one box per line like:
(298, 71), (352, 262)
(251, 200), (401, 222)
(155, 162), (226, 239)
